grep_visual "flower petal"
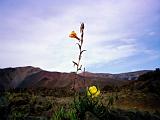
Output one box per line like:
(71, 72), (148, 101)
(89, 86), (97, 94)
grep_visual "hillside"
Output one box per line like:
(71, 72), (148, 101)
(122, 68), (160, 95)
(0, 66), (131, 90)
(0, 66), (41, 89)
(0, 67), (160, 120)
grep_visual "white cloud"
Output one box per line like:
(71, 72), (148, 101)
(0, 0), (159, 72)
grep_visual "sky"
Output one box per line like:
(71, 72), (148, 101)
(0, 0), (160, 73)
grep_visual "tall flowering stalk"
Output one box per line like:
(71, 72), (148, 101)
(69, 23), (86, 91)
(52, 23), (111, 120)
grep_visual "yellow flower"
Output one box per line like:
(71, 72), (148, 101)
(69, 31), (80, 40)
(87, 86), (100, 98)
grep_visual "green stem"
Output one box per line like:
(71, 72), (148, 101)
(74, 25), (84, 93)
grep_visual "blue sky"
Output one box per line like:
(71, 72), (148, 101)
(0, 0), (160, 73)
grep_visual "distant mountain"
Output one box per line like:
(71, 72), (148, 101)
(79, 70), (151, 80)
(0, 66), (41, 89)
(19, 71), (82, 89)
(0, 66), (151, 90)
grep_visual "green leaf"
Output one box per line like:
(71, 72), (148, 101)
(80, 50), (86, 55)
(78, 65), (82, 71)
(72, 61), (78, 67)
(76, 43), (81, 50)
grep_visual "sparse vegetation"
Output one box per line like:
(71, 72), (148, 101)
(1, 88), (160, 120)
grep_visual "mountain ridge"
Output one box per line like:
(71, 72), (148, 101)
(0, 66), (151, 90)
(79, 70), (151, 80)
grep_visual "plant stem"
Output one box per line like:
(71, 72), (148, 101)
(73, 23), (84, 92)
